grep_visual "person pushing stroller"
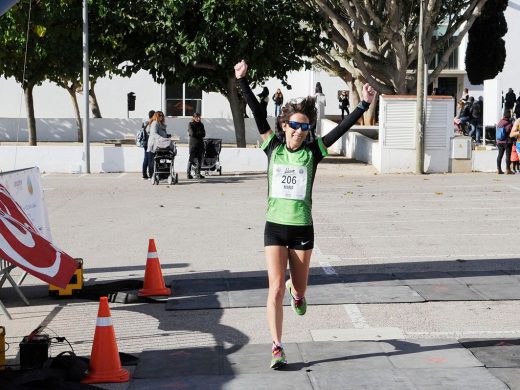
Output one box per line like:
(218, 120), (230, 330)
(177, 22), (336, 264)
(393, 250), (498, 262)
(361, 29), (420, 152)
(187, 112), (206, 179)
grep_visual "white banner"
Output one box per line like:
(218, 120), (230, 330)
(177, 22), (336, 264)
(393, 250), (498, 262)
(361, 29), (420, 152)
(0, 167), (52, 240)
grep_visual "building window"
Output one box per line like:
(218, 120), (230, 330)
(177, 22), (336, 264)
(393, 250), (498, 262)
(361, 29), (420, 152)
(429, 36), (459, 70)
(165, 82), (202, 117)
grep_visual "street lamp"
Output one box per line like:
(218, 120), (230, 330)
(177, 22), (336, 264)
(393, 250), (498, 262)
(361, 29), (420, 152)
(82, 0), (90, 173)
(415, 0), (425, 174)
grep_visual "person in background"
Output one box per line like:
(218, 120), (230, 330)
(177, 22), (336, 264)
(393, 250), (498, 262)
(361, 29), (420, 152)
(511, 143), (519, 173)
(146, 111), (169, 177)
(314, 82), (326, 133)
(510, 118), (520, 172)
(496, 111), (514, 174)
(505, 88), (516, 116)
(460, 88), (469, 103)
(187, 112), (206, 179)
(338, 90), (350, 119)
(469, 96), (483, 144)
(257, 87), (270, 115)
(453, 101), (466, 134)
(514, 95), (520, 119)
(272, 89), (284, 117)
(142, 110), (155, 179)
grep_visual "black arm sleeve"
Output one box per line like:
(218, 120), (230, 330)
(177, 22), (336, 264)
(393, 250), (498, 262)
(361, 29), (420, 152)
(322, 101), (370, 147)
(237, 77), (271, 134)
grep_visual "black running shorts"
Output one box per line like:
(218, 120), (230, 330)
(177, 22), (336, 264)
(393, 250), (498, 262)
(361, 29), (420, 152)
(264, 221), (314, 250)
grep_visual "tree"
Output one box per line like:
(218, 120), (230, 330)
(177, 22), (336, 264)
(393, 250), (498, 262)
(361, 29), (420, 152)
(465, 0), (508, 84)
(0, 0), (57, 145)
(302, 0), (489, 123)
(113, 0), (322, 147)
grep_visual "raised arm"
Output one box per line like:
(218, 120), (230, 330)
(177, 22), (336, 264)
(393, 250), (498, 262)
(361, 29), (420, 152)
(322, 84), (375, 147)
(234, 60), (273, 141)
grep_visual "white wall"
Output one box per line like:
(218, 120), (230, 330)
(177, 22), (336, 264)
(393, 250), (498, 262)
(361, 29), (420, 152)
(0, 117), (270, 145)
(0, 145), (267, 174)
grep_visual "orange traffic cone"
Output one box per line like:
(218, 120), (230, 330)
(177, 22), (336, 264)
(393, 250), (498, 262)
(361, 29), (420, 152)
(82, 297), (130, 384)
(138, 238), (171, 297)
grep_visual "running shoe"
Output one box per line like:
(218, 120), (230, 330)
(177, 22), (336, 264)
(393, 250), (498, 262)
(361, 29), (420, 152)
(270, 344), (287, 369)
(285, 279), (307, 316)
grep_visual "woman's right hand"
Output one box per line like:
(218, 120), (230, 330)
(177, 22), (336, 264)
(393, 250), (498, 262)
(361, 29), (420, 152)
(234, 60), (248, 79)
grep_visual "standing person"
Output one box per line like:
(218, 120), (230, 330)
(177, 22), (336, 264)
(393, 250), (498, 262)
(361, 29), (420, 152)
(511, 143), (519, 173)
(510, 118), (520, 171)
(146, 111), (169, 177)
(514, 96), (520, 119)
(234, 60), (375, 369)
(505, 88), (516, 115)
(257, 87), (270, 116)
(187, 112), (206, 179)
(141, 110), (155, 179)
(496, 111), (514, 174)
(338, 90), (350, 119)
(272, 89), (284, 117)
(469, 96), (483, 144)
(314, 82), (326, 134)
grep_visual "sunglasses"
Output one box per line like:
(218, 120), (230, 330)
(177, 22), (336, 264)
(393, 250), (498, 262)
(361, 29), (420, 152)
(287, 121), (310, 131)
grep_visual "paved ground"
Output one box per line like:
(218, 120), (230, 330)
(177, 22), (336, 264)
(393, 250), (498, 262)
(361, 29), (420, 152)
(2, 158), (520, 389)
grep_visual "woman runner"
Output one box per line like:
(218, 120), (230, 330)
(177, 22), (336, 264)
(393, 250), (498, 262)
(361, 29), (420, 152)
(234, 60), (375, 369)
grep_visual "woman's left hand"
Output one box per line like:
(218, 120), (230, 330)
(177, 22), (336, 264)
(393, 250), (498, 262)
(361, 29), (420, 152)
(362, 84), (376, 104)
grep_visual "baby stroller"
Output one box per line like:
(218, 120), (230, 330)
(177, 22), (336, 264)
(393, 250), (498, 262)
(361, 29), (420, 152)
(152, 142), (178, 185)
(200, 138), (222, 176)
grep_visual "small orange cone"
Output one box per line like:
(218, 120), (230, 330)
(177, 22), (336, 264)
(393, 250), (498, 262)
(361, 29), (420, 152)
(82, 297), (130, 384)
(138, 239), (171, 297)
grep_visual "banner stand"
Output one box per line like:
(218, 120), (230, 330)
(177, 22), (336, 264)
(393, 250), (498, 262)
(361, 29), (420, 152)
(0, 259), (30, 320)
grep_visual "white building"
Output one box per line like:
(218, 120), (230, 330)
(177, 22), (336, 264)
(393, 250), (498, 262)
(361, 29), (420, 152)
(0, 2), (518, 131)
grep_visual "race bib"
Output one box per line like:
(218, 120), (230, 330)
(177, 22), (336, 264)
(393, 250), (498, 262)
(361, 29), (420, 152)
(271, 164), (307, 200)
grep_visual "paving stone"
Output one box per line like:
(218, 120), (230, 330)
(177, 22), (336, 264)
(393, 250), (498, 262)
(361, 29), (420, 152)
(305, 283), (358, 304)
(469, 283), (520, 300)
(165, 291), (229, 310)
(460, 339), (520, 367)
(227, 276), (268, 291)
(448, 270), (516, 285)
(340, 273), (401, 287)
(403, 367), (510, 389)
(129, 373), (313, 390)
(228, 288), (271, 308)
(408, 283), (485, 301)
(298, 341), (393, 370)
(311, 327), (404, 342)
(307, 274), (344, 286)
(133, 347), (223, 378)
(488, 368), (520, 390)
(308, 368), (414, 390)
(393, 271), (463, 285)
(379, 339), (483, 368)
(350, 286), (425, 303)
(171, 278), (228, 294)
(225, 343), (304, 374)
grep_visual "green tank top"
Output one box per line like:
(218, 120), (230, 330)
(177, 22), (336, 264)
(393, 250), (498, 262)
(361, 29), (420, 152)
(262, 133), (328, 226)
